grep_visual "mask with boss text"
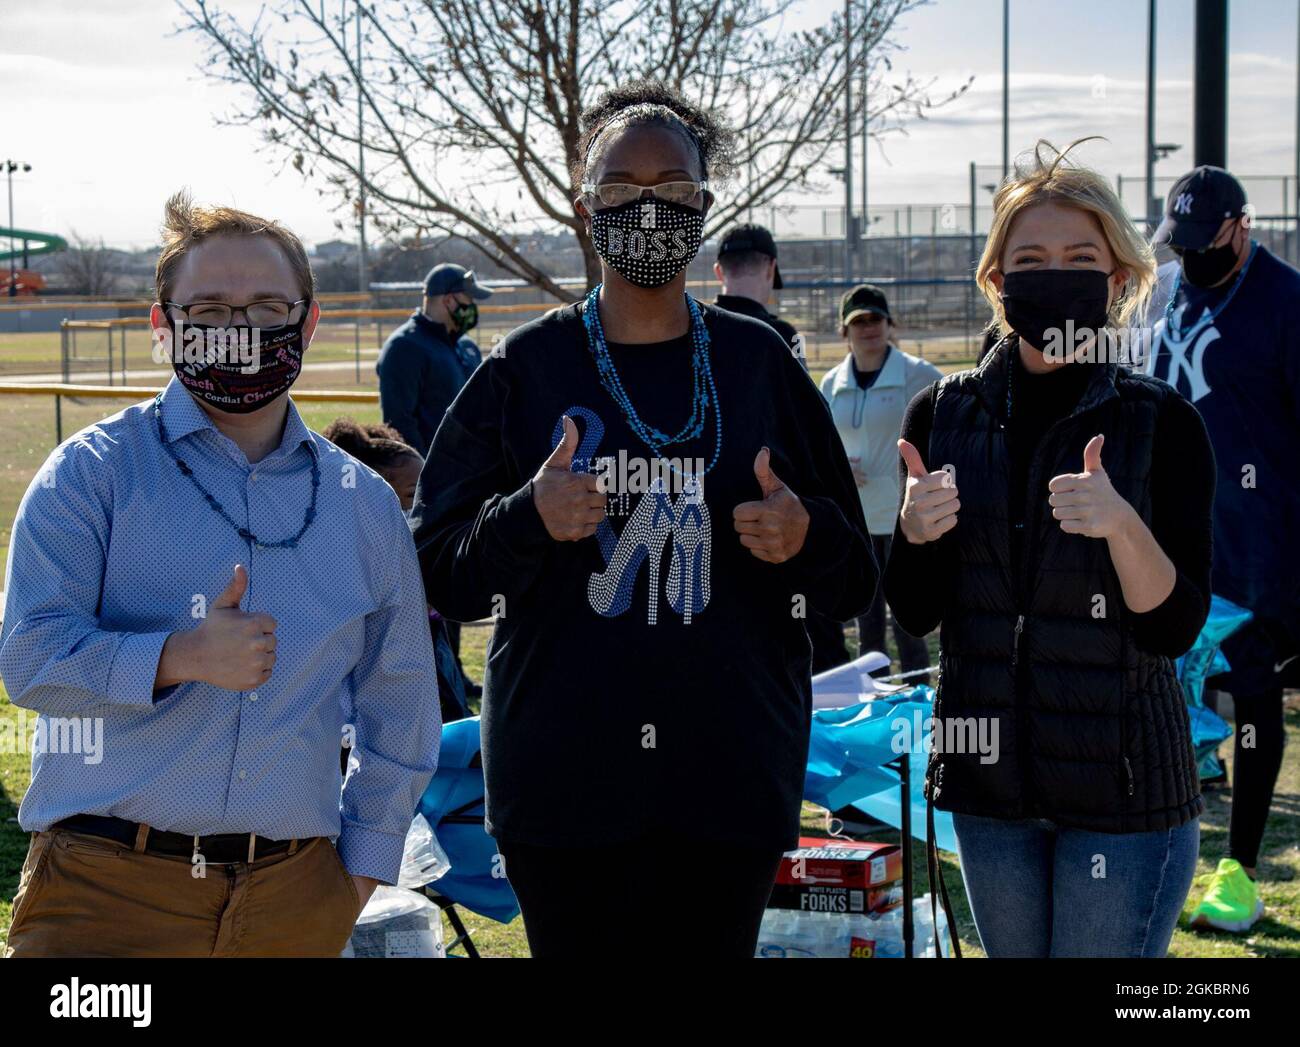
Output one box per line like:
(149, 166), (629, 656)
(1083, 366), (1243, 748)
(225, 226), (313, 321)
(589, 198), (704, 288)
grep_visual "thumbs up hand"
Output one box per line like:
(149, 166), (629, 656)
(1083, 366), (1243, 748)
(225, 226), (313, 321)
(733, 447), (811, 563)
(897, 438), (960, 544)
(156, 564), (278, 692)
(1047, 434), (1131, 538)
(532, 415), (606, 541)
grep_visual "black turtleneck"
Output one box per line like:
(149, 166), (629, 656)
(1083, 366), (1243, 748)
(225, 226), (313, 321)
(883, 345), (1215, 658)
(1004, 348), (1096, 566)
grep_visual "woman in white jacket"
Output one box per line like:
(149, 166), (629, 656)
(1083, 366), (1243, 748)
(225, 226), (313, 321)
(820, 284), (942, 683)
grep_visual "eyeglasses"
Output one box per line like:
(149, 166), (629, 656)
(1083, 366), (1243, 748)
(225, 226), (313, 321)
(580, 180), (709, 208)
(164, 298), (310, 328)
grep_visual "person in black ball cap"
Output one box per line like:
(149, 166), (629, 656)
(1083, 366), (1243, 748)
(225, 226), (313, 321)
(1144, 164), (1300, 934)
(713, 223), (803, 364)
(377, 262), (494, 698)
(377, 262), (493, 457)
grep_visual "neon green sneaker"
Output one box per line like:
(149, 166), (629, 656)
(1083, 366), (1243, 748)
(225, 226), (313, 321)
(1189, 858), (1264, 933)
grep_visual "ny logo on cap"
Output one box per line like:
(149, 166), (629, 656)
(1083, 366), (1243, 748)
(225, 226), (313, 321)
(1173, 192), (1195, 215)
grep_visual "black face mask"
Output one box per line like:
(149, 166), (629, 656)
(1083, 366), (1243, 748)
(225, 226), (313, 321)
(1178, 239), (1240, 288)
(163, 318), (306, 413)
(1000, 269), (1112, 359)
(589, 197), (704, 287)
(450, 300), (478, 334)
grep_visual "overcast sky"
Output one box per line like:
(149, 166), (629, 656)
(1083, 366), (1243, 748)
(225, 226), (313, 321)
(2, 0), (1297, 249)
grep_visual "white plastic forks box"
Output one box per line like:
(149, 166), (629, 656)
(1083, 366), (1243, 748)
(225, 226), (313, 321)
(765, 836), (903, 915)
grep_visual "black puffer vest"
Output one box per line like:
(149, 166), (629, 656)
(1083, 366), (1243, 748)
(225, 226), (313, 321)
(924, 339), (1203, 834)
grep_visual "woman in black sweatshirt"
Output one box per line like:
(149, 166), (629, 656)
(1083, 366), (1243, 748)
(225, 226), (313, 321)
(884, 140), (1214, 958)
(408, 81), (875, 958)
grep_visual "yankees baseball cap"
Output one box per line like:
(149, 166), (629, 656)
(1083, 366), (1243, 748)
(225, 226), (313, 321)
(424, 263), (494, 300)
(841, 283), (892, 325)
(1152, 167), (1248, 251)
(717, 223), (784, 289)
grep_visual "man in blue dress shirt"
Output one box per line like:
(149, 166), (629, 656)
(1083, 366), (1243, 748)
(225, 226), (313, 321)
(0, 192), (441, 957)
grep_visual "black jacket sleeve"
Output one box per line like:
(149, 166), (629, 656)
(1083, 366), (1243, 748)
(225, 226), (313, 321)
(883, 381), (957, 637)
(407, 359), (554, 622)
(1127, 393), (1216, 657)
(770, 346), (878, 621)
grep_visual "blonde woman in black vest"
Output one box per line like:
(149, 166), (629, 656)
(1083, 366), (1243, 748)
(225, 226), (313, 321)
(883, 140), (1215, 957)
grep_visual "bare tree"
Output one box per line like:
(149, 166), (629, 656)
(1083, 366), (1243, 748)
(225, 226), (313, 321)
(178, 0), (969, 300)
(56, 232), (123, 297)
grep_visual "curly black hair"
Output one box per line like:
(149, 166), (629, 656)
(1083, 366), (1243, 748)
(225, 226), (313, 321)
(321, 417), (421, 472)
(571, 79), (736, 192)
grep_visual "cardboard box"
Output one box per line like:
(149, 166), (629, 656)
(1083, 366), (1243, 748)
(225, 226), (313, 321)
(766, 836), (903, 915)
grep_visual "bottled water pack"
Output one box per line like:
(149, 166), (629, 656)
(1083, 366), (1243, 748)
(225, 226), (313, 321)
(755, 896), (951, 958)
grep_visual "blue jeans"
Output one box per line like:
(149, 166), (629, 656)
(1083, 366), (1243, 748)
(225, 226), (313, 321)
(952, 811), (1200, 957)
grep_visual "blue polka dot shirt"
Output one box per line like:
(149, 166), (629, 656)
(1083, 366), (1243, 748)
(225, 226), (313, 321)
(0, 378), (441, 884)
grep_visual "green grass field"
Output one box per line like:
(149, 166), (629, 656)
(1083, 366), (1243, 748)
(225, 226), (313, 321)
(3, 321), (1297, 958)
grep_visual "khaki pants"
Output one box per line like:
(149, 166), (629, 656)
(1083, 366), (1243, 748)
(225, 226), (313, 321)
(5, 830), (360, 958)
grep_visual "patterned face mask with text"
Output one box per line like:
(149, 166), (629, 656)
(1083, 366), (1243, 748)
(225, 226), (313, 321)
(590, 197), (704, 288)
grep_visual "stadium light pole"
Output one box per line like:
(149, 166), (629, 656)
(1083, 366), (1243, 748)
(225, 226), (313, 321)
(844, 0), (854, 282)
(356, 1), (369, 300)
(1193, 0), (1228, 168)
(1002, 0), (1010, 179)
(1145, 0), (1157, 230)
(5, 160), (32, 299)
(861, 19), (869, 274)
(744, 78), (754, 223)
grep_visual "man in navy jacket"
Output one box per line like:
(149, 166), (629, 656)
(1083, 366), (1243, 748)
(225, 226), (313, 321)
(1145, 166), (1300, 934)
(377, 263), (492, 456)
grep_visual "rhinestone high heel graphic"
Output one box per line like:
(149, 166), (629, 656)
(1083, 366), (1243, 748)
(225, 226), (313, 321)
(587, 477), (673, 624)
(665, 475), (711, 625)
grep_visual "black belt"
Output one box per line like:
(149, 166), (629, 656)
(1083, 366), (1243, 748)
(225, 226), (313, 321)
(54, 814), (301, 864)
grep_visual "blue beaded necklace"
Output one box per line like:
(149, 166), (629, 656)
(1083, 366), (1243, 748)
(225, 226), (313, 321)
(1163, 240), (1257, 341)
(581, 284), (723, 475)
(154, 393), (320, 549)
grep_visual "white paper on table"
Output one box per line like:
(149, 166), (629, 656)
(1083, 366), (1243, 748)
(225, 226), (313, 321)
(810, 651), (907, 710)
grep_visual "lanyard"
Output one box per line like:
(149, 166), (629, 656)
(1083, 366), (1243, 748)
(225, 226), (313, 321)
(1163, 241), (1257, 342)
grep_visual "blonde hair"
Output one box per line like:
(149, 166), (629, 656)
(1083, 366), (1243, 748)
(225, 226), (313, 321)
(154, 190), (315, 305)
(976, 139), (1155, 337)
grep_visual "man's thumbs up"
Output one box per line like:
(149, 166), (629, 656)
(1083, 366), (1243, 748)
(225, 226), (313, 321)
(157, 564), (277, 693)
(212, 563), (248, 611)
(753, 446), (786, 499)
(898, 438), (929, 480)
(544, 415), (579, 471)
(1082, 433), (1105, 474)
